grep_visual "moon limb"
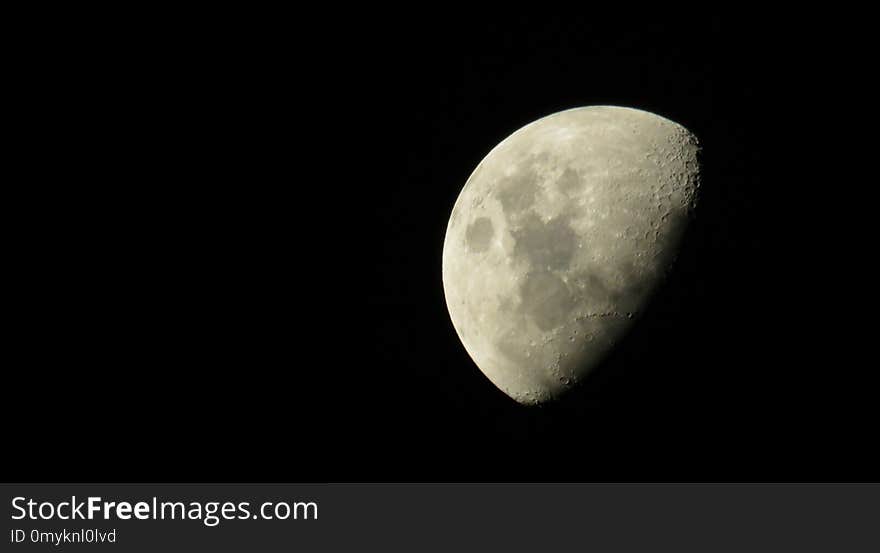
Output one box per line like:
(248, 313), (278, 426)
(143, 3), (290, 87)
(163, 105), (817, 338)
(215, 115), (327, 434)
(442, 106), (701, 405)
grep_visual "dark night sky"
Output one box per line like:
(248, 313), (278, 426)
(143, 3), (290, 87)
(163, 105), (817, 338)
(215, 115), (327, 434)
(7, 13), (871, 481)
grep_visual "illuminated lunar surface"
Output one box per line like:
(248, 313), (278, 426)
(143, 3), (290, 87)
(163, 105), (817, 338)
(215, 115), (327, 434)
(442, 106), (701, 405)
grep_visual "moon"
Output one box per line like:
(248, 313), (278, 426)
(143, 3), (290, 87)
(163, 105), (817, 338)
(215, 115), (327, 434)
(442, 106), (701, 405)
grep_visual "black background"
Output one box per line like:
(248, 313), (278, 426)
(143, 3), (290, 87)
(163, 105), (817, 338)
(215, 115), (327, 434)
(8, 13), (872, 481)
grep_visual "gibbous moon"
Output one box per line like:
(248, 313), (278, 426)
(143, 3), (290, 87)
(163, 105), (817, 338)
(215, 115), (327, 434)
(442, 106), (701, 405)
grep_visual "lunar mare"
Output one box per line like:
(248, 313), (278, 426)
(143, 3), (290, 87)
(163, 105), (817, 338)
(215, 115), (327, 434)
(442, 106), (700, 405)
